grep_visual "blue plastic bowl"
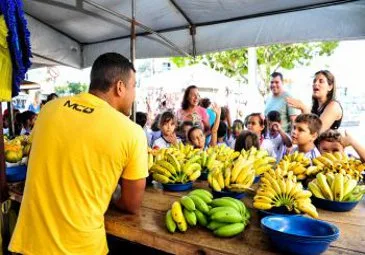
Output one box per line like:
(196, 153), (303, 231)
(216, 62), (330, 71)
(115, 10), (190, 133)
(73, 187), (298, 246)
(311, 196), (360, 212)
(258, 206), (298, 219)
(6, 165), (27, 182)
(261, 216), (339, 255)
(162, 182), (193, 191)
(212, 189), (246, 199)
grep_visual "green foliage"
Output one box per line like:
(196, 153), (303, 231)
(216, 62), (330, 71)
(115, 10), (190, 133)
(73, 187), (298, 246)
(171, 41), (339, 97)
(55, 82), (88, 96)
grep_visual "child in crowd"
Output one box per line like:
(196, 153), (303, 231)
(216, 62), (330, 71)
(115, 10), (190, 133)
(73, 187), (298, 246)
(136, 112), (152, 146)
(217, 121), (228, 146)
(228, 119), (244, 148)
(245, 113), (276, 158)
(152, 111), (180, 149)
(178, 121), (194, 144)
(150, 113), (161, 146)
(188, 104), (221, 150)
(19, 111), (37, 135)
(318, 129), (365, 162)
(234, 130), (260, 152)
(266, 110), (292, 161)
(291, 113), (322, 159)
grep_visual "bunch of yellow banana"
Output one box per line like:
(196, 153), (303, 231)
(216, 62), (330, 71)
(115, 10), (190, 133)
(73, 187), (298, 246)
(313, 152), (365, 181)
(206, 144), (240, 162)
(276, 151), (319, 180)
(166, 189), (251, 238)
(166, 189), (213, 233)
(240, 147), (276, 176)
(208, 155), (255, 193)
(150, 152), (202, 184)
(308, 172), (365, 202)
(253, 170), (318, 218)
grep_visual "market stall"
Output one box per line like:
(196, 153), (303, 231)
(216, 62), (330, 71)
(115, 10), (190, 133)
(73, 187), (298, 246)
(105, 182), (365, 255)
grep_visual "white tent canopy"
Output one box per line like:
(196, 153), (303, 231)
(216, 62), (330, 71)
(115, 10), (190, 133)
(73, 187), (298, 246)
(25, 0), (365, 69)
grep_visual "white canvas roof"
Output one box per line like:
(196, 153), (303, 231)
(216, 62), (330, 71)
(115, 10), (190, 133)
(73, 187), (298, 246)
(24, 0), (365, 69)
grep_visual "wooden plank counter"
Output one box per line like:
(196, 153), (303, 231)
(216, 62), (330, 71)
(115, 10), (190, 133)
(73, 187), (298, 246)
(105, 181), (365, 255)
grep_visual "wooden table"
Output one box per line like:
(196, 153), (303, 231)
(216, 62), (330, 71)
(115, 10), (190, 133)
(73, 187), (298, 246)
(105, 181), (365, 255)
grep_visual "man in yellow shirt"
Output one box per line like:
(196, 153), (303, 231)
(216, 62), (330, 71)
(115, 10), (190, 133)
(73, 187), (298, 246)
(9, 53), (148, 254)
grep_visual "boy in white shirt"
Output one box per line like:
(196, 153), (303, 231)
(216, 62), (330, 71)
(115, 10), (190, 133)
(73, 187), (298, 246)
(266, 110), (292, 161)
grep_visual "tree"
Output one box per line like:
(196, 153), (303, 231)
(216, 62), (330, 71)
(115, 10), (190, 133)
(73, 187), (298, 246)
(171, 41), (339, 97)
(55, 82), (88, 96)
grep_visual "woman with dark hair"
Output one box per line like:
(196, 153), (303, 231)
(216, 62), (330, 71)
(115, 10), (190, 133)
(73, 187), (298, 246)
(177, 85), (209, 132)
(234, 130), (260, 152)
(287, 70), (342, 133)
(18, 110), (37, 135)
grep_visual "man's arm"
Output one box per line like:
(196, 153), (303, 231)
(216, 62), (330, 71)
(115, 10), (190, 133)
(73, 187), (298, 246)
(113, 126), (148, 214)
(113, 178), (146, 214)
(209, 104), (221, 147)
(341, 131), (365, 162)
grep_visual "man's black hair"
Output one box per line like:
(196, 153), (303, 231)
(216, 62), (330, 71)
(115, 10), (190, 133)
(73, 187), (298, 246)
(89, 53), (135, 92)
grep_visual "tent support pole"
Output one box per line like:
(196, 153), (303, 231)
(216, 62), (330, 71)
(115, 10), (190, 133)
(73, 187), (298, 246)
(130, 0), (136, 121)
(7, 102), (15, 138)
(0, 103), (8, 203)
(83, 0), (191, 58)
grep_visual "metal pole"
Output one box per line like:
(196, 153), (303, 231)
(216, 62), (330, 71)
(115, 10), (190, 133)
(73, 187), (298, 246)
(0, 103), (8, 203)
(130, 0), (136, 122)
(7, 102), (15, 138)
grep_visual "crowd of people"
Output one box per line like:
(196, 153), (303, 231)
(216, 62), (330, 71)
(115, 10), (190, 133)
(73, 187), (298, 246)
(137, 70), (365, 163)
(5, 52), (365, 254)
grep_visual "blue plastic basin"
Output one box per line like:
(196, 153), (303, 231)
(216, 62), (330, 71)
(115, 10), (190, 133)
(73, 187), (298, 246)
(311, 196), (360, 212)
(212, 189), (246, 199)
(162, 182), (193, 191)
(6, 165), (27, 182)
(254, 176), (261, 183)
(261, 216), (339, 255)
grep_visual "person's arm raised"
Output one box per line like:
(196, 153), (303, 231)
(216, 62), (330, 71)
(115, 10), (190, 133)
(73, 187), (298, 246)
(341, 130), (365, 162)
(209, 104), (221, 147)
(286, 97), (310, 114)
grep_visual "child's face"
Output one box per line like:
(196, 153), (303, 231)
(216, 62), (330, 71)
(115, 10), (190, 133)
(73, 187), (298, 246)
(319, 141), (344, 154)
(161, 119), (176, 137)
(233, 123), (243, 137)
(291, 122), (317, 146)
(246, 116), (264, 136)
(268, 121), (280, 135)
(190, 128), (205, 149)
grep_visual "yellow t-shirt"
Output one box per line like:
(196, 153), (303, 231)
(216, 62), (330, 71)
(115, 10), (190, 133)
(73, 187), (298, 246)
(9, 93), (148, 255)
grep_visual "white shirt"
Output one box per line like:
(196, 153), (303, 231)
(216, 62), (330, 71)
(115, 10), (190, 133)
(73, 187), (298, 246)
(261, 139), (277, 159)
(152, 136), (181, 149)
(267, 132), (289, 162)
(291, 146), (321, 160)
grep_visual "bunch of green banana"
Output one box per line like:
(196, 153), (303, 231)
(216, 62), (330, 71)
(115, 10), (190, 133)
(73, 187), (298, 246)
(151, 153), (202, 184)
(207, 155), (255, 193)
(165, 189), (213, 233)
(207, 197), (250, 237)
(309, 172), (365, 202)
(313, 152), (365, 181)
(240, 147), (276, 176)
(253, 170), (318, 218)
